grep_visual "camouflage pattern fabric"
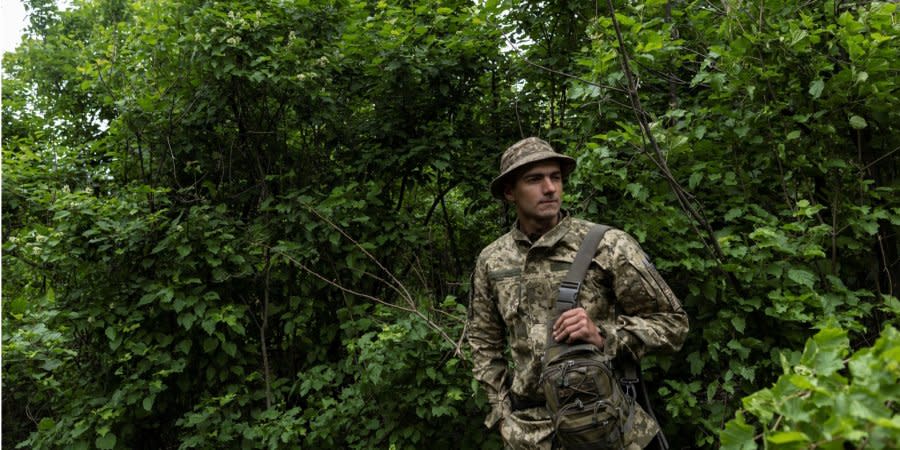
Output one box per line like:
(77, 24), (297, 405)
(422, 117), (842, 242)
(468, 215), (689, 449)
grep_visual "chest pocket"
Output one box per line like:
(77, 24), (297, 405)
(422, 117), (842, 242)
(520, 256), (572, 321)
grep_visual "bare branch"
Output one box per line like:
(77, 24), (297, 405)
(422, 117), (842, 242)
(603, 0), (745, 296)
(302, 204), (416, 307)
(860, 145), (900, 174)
(500, 28), (628, 95)
(268, 245), (461, 355)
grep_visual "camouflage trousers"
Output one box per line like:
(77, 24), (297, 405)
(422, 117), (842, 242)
(498, 405), (657, 450)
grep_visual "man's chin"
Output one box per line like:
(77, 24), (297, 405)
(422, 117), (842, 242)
(534, 207), (560, 220)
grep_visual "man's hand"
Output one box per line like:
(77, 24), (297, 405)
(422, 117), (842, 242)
(552, 307), (604, 348)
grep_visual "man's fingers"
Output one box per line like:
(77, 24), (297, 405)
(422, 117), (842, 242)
(551, 308), (602, 346)
(553, 314), (573, 332)
(552, 320), (571, 341)
(553, 318), (586, 342)
(553, 312), (577, 334)
(554, 308), (587, 330)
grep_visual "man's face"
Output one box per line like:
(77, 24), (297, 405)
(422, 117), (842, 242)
(504, 160), (563, 223)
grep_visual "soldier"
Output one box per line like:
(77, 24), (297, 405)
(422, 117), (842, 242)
(467, 137), (689, 449)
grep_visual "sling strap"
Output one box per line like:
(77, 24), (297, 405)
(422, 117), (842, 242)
(556, 224), (610, 312)
(555, 223), (671, 450)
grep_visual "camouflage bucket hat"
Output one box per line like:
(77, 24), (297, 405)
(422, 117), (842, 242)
(490, 137), (577, 199)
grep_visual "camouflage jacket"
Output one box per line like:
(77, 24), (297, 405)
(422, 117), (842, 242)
(467, 215), (689, 430)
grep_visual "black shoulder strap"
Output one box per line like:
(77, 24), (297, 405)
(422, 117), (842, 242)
(556, 224), (610, 312)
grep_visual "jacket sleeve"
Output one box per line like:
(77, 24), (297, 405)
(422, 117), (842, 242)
(606, 230), (689, 360)
(466, 256), (511, 428)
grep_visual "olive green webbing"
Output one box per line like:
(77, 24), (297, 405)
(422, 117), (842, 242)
(555, 224), (611, 312)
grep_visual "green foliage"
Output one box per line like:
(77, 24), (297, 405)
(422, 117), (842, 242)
(4, 0), (507, 447)
(3, 0), (897, 448)
(560, 1), (899, 446)
(722, 326), (900, 450)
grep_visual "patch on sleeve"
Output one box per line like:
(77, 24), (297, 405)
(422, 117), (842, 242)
(642, 255), (682, 312)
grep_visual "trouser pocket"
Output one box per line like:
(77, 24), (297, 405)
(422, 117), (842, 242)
(500, 407), (553, 450)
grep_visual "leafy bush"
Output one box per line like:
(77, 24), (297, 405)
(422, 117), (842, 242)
(722, 324), (900, 450)
(3, 0), (897, 448)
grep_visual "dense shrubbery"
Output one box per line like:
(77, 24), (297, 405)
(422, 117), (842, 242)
(722, 325), (899, 450)
(3, 0), (897, 448)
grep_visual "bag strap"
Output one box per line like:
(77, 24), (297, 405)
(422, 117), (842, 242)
(556, 224), (610, 312)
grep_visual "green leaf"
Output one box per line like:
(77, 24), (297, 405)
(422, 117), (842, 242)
(143, 396), (155, 411)
(96, 432), (117, 449)
(787, 372), (816, 390)
(688, 172), (703, 189)
(38, 417), (56, 431)
(800, 327), (849, 376)
(849, 115), (867, 129)
(694, 125), (707, 139)
(720, 412), (758, 450)
(687, 351), (705, 375)
(787, 269), (816, 288)
(808, 79), (824, 98)
(176, 339), (192, 354)
(625, 183), (647, 201)
(742, 388), (775, 422)
(725, 207), (744, 221)
(202, 337), (218, 353)
(160, 287), (175, 303)
(767, 431), (810, 444)
(731, 316), (746, 334)
(138, 292), (157, 306)
(882, 295), (900, 315)
(221, 341), (237, 357)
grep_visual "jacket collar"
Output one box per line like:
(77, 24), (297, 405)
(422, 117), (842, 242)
(510, 210), (571, 249)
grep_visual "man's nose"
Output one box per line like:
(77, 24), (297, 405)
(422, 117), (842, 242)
(541, 177), (556, 193)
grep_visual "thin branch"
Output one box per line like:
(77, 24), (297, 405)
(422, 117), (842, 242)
(165, 135), (183, 190)
(269, 246), (460, 354)
(344, 265), (427, 310)
(261, 249), (274, 409)
(514, 86), (524, 138)
(272, 248), (415, 313)
(302, 204), (416, 306)
(445, 319), (469, 366)
(878, 233), (894, 297)
(423, 181), (459, 228)
(237, 294), (262, 330)
(860, 145), (900, 173)
(523, 53), (628, 95)
(577, 95), (646, 115)
(501, 28), (628, 95)
(604, 0), (745, 296)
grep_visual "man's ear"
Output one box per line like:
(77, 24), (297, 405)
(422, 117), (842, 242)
(503, 183), (515, 203)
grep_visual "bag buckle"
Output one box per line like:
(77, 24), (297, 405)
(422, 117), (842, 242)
(620, 377), (638, 400)
(557, 281), (581, 310)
